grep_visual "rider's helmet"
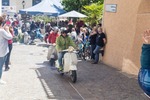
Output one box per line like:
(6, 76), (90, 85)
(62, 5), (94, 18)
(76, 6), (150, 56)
(60, 27), (68, 34)
(53, 27), (59, 33)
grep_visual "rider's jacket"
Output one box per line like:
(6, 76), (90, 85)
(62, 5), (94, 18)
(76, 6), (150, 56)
(48, 32), (59, 44)
(56, 35), (76, 52)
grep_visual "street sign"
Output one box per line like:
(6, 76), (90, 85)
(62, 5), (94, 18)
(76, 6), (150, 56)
(105, 4), (117, 13)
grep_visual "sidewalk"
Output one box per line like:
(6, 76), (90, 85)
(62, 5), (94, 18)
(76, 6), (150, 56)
(0, 43), (149, 100)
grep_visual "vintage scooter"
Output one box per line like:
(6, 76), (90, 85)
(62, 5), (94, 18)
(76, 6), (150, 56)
(47, 44), (57, 66)
(55, 46), (78, 83)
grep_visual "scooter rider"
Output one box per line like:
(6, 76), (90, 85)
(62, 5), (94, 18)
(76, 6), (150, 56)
(56, 28), (76, 71)
(46, 27), (59, 44)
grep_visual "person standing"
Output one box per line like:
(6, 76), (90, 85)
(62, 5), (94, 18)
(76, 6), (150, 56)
(92, 27), (106, 64)
(0, 16), (13, 84)
(5, 26), (14, 71)
(89, 26), (97, 60)
(70, 28), (77, 41)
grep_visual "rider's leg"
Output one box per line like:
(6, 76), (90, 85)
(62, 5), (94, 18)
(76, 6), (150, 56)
(58, 52), (65, 70)
(58, 52), (63, 67)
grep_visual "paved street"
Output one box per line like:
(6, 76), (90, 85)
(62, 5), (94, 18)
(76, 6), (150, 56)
(0, 42), (149, 100)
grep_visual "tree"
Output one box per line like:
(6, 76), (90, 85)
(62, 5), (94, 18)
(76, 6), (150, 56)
(62, 0), (103, 12)
(33, 16), (52, 23)
(82, 1), (103, 27)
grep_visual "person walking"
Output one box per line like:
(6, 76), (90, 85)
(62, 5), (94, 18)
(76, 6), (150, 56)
(5, 26), (14, 71)
(0, 16), (13, 84)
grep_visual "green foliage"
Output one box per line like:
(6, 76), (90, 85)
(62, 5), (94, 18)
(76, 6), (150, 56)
(82, 1), (103, 27)
(62, 0), (103, 12)
(61, 0), (104, 27)
(62, 0), (80, 12)
(33, 16), (53, 23)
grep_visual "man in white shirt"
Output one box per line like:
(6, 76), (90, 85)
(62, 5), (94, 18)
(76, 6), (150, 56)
(0, 16), (13, 85)
(71, 28), (77, 41)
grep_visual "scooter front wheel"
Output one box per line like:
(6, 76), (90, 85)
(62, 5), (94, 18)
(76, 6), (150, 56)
(70, 70), (77, 83)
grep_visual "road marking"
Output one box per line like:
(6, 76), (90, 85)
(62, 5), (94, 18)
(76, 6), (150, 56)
(144, 93), (150, 99)
(68, 82), (85, 100)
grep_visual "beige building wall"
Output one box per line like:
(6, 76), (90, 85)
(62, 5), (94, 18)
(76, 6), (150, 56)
(9, 0), (32, 12)
(17, 0), (32, 11)
(6, 0), (62, 12)
(2, 0), (35, 12)
(103, 0), (150, 75)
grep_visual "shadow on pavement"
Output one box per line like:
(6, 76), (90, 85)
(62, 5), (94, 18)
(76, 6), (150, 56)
(34, 60), (149, 100)
(35, 61), (58, 99)
(35, 61), (83, 99)
(37, 43), (49, 48)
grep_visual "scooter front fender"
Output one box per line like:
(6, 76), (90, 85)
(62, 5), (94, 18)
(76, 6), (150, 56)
(64, 65), (77, 72)
(69, 65), (77, 71)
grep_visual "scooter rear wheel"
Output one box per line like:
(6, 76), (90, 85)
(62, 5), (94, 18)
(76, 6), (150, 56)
(70, 70), (77, 83)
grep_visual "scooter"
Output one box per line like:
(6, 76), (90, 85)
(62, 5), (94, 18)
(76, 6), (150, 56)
(47, 44), (57, 66)
(55, 47), (78, 83)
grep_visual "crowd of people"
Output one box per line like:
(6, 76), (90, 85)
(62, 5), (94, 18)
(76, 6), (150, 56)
(0, 13), (107, 84)
(44, 20), (107, 71)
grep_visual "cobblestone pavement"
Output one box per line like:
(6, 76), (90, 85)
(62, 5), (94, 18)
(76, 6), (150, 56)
(0, 42), (149, 100)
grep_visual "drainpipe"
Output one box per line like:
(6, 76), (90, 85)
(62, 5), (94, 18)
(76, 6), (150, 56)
(102, 0), (106, 28)
(0, 0), (2, 15)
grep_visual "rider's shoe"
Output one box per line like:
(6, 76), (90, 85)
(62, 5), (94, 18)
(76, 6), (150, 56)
(58, 66), (63, 71)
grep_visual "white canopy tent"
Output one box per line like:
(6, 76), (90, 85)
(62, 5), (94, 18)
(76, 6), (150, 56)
(19, 0), (65, 16)
(58, 10), (87, 18)
(51, 0), (63, 9)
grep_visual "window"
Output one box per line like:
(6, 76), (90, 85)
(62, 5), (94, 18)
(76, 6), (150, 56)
(32, 0), (41, 6)
(2, 0), (9, 6)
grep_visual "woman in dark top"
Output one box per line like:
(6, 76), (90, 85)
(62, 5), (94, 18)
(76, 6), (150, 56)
(92, 27), (106, 64)
(89, 26), (97, 60)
